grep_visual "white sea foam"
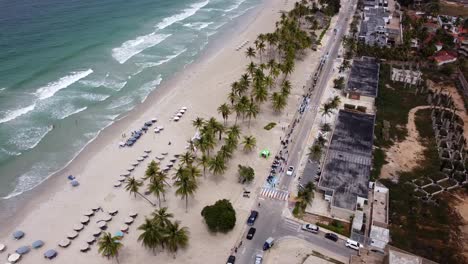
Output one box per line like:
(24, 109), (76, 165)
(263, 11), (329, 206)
(57, 106), (88, 120)
(0, 103), (37, 124)
(112, 33), (171, 64)
(35, 69), (94, 100)
(229, 6), (255, 20)
(106, 96), (134, 110)
(79, 93), (111, 102)
(136, 48), (187, 69)
(183, 22), (213, 30)
(139, 76), (162, 103)
(0, 147), (21, 157)
(225, 0), (247, 12)
(155, 0), (210, 30)
(80, 78), (127, 91)
(212, 22), (227, 30)
(9, 125), (53, 151)
(0, 87), (6, 92)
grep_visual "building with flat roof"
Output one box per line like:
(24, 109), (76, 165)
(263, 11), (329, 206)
(345, 57), (380, 98)
(318, 110), (375, 219)
(343, 57), (380, 113)
(372, 182), (389, 228)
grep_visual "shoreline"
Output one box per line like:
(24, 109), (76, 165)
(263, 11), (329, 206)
(0, 0), (325, 263)
(0, 0), (264, 225)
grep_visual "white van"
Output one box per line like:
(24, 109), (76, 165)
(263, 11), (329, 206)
(345, 239), (362, 250)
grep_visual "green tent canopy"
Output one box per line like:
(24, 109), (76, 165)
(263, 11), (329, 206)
(260, 149), (270, 158)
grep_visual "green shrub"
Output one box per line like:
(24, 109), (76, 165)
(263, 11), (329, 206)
(238, 165), (255, 183)
(201, 199), (236, 233)
(264, 122), (276, 130)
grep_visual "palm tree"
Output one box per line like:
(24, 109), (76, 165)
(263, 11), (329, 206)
(125, 177), (155, 206)
(308, 144), (322, 161)
(151, 207), (174, 228)
(225, 134), (238, 151)
(218, 145), (233, 161)
(234, 101), (245, 125)
(329, 96), (341, 109)
(143, 160), (160, 181)
(228, 91), (238, 106)
(245, 46), (256, 61)
(252, 82), (268, 103)
(245, 100), (259, 127)
(192, 117), (205, 130)
(297, 182), (315, 205)
(321, 123), (332, 132)
(147, 178), (166, 208)
(281, 80), (292, 97)
(198, 154), (210, 177)
(98, 232), (123, 263)
(242, 136), (257, 152)
(174, 174), (198, 212)
(320, 102), (333, 117)
(165, 221), (189, 258)
(271, 92), (287, 112)
(137, 218), (162, 254)
(247, 62), (257, 77)
(180, 151), (195, 166)
(208, 154), (227, 175)
(173, 166), (187, 181)
(227, 125), (242, 140)
(217, 103), (231, 125)
(186, 165), (202, 180)
(207, 117), (224, 140)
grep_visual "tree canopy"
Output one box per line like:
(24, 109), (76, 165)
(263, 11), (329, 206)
(201, 199), (236, 233)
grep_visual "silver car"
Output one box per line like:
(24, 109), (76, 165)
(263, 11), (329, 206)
(301, 224), (319, 233)
(255, 254), (263, 264)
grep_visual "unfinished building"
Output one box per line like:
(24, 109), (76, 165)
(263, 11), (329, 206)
(318, 110), (375, 220)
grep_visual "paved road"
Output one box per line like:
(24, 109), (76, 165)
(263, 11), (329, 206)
(234, 1), (357, 263)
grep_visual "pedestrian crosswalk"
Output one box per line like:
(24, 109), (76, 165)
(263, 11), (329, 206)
(260, 187), (289, 201)
(282, 219), (301, 232)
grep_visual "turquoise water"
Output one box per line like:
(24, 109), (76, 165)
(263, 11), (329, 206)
(0, 0), (260, 198)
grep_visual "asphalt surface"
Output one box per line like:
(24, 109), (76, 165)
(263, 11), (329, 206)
(233, 1), (357, 263)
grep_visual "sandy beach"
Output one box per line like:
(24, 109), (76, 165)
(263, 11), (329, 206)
(0, 0), (326, 263)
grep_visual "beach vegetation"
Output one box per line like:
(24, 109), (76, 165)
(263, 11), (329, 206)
(242, 135), (257, 152)
(180, 151), (196, 166)
(125, 177), (155, 206)
(237, 164), (255, 184)
(293, 182), (315, 216)
(208, 153), (227, 175)
(173, 167), (199, 212)
(271, 92), (287, 112)
(201, 199), (237, 233)
(165, 221), (189, 257)
(198, 154), (210, 177)
(192, 117), (205, 131)
(245, 47), (256, 61)
(320, 102), (333, 117)
(138, 208), (189, 258)
(264, 122), (276, 130)
(320, 122), (331, 132)
(308, 144), (323, 161)
(333, 77), (345, 89)
(98, 232), (123, 263)
(245, 100), (259, 127)
(217, 103), (231, 124)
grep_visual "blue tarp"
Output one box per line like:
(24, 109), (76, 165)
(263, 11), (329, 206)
(13, 230), (24, 239)
(44, 249), (57, 259)
(16, 246), (30, 254)
(71, 180), (80, 187)
(32, 240), (44, 249)
(67, 175), (75, 180)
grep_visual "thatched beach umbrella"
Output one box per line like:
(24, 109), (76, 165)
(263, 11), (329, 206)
(67, 231), (78, 239)
(58, 239), (71, 248)
(8, 253), (21, 263)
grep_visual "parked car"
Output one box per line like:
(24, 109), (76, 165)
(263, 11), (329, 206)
(345, 239), (363, 250)
(255, 254), (263, 264)
(247, 210), (259, 226)
(226, 255), (236, 264)
(286, 166), (294, 176)
(263, 237), (275, 250)
(247, 227), (256, 240)
(301, 224), (319, 233)
(324, 233), (338, 242)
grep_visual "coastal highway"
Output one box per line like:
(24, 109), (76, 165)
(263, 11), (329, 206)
(234, 0), (357, 262)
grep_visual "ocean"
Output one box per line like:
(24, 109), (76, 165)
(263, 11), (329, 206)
(0, 0), (260, 199)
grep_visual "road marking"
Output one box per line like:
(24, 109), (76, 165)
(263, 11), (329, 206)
(260, 187), (289, 201)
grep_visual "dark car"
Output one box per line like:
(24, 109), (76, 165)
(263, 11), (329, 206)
(246, 227), (256, 240)
(226, 255), (236, 264)
(247, 210), (258, 226)
(324, 233), (338, 242)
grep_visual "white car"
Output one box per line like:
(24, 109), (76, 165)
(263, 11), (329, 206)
(345, 239), (363, 250)
(255, 254), (263, 264)
(301, 224), (319, 233)
(286, 166), (294, 176)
